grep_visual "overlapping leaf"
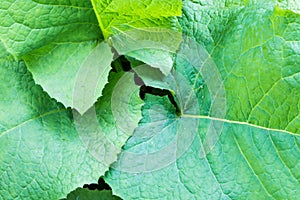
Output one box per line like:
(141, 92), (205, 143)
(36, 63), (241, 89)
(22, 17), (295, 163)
(105, 2), (300, 199)
(0, 0), (112, 112)
(2, 0), (300, 199)
(106, 94), (300, 199)
(24, 41), (113, 114)
(91, 0), (183, 75)
(0, 61), (142, 199)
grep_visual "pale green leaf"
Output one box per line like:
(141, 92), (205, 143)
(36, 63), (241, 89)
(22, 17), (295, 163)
(185, 0), (300, 12)
(276, 0), (300, 13)
(1, 0), (107, 113)
(24, 41), (114, 114)
(110, 28), (182, 75)
(0, 61), (142, 199)
(105, 3), (300, 200)
(128, 57), (171, 90)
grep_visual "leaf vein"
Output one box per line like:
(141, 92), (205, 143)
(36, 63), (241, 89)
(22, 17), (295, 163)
(181, 114), (298, 136)
(232, 132), (274, 198)
(0, 108), (67, 139)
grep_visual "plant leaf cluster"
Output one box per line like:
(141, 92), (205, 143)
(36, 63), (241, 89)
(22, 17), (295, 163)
(0, 0), (300, 199)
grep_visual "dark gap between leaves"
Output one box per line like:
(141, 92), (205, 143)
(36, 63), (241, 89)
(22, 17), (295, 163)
(82, 177), (111, 191)
(139, 85), (181, 115)
(81, 57), (180, 197)
(111, 55), (132, 72)
(112, 56), (181, 115)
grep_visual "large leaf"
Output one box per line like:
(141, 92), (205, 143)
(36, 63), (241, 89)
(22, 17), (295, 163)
(106, 94), (300, 199)
(91, 0), (182, 75)
(0, 0), (107, 112)
(0, 0), (100, 58)
(0, 61), (142, 199)
(105, 3), (300, 200)
(24, 41), (114, 114)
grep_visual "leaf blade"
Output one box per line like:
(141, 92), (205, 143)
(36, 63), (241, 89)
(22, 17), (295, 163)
(104, 2), (300, 199)
(0, 61), (142, 199)
(24, 41), (114, 114)
(0, 0), (100, 58)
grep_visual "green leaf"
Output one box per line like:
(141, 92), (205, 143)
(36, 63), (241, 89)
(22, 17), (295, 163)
(64, 188), (121, 200)
(0, 61), (142, 199)
(277, 1), (300, 13)
(106, 94), (300, 199)
(23, 41), (114, 114)
(1, 1), (107, 112)
(182, 0), (300, 12)
(111, 29), (182, 75)
(91, 0), (182, 75)
(128, 57), (171, 90)
(105, 3), (300, 200)
(0, 42), (11, 59)
(91, 0), (182, 38)
(0, 1), (100, 59)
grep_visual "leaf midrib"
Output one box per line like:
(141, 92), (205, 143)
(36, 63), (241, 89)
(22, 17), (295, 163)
(90, 0), (110, 38)
(181, 114), (298, 136)
(0, 108), (67, 139)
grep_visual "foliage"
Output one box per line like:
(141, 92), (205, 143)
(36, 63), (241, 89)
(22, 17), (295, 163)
(0, 0), (300, 199)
